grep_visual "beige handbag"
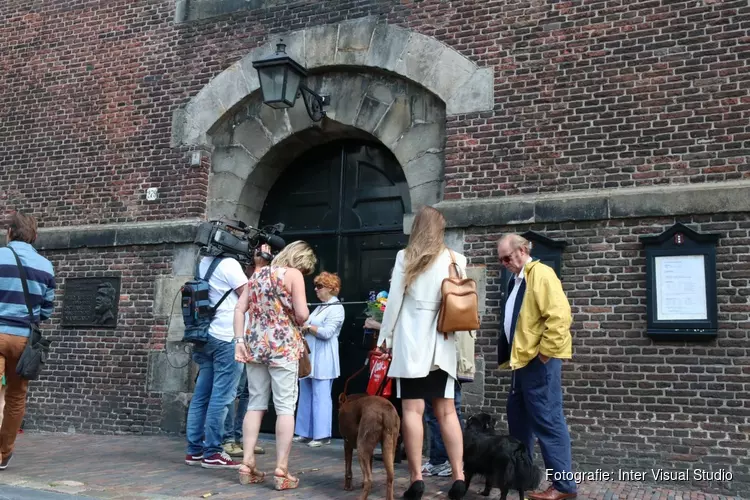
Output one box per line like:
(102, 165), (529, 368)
(437, 249), (480, 339)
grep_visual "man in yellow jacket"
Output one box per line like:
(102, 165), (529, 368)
(497, 234), (576, 500)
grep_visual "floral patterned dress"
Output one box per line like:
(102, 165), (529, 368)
(245, 265), (303, 366)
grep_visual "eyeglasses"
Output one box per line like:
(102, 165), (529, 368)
(314, 284), (325, 290)
(499, 248), (518, 264)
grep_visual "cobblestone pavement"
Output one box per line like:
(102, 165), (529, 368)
(0, 433), (743, 499)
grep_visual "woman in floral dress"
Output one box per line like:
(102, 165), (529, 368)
(233, 240), (317, 491)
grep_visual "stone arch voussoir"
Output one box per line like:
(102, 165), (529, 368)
(172, 16), (494, 148)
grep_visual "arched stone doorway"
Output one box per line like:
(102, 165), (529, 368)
(196, 60), (456, 436)
(258, 137), (410, 436)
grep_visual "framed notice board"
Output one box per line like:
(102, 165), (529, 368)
(639, 223), (720, 341)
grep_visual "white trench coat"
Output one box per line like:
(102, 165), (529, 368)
(377, 247), (469, 382)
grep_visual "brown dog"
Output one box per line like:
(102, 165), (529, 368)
(338, 393), (400, 500)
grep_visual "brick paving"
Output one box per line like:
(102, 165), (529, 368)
(0, 432), (743, 500)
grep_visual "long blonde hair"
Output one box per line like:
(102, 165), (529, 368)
(271, 240), (317, 275)
(403, 206), (446, 288)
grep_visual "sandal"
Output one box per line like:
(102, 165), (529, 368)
(239, 463), (265, 485)
(273, 470), (299, 491)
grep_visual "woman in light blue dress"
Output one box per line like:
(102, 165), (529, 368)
(293, 272), (345, 447)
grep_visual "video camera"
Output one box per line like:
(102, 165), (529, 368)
(193, 219), (286, 265)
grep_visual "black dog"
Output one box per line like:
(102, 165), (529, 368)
(463, 412), (542, 500)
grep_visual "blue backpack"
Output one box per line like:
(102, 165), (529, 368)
(180, 257), (234, 345)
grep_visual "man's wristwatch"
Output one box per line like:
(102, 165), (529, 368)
(232, 337), (243, 345)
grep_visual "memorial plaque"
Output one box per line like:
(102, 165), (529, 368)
(62, 277), (121, 328)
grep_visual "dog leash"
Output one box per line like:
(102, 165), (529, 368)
(337, 350), (393, 405)
(338, 361), (369, 405)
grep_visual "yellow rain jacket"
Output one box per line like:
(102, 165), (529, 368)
(499, 260), (572, 370)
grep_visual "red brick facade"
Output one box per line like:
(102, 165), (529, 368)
(3, 1), (747, 225)
(2, 0), (748, 494)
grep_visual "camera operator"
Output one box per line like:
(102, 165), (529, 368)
(184, 250), (247, 470)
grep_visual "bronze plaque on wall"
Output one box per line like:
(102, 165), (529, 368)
(61, 277), (121, 328)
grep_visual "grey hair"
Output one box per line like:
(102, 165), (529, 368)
(498, 233), (533, 252)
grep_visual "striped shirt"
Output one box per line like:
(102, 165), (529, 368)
(0, 241), (56, 337)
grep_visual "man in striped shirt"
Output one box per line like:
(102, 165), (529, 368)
(0, 212), (55, 471)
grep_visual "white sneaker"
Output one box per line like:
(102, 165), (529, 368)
(293, 436), (310, 443)
(307, 439), (331, 448)
(421, 462), (435, 476)
(432, 461), (453, 477)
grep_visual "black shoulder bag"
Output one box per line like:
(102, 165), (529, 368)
(8, 247), (52, 380)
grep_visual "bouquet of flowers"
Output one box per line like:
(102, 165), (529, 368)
(364, 290), (388, 323)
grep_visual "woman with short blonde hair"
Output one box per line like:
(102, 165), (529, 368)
(271, 241), (317, 276)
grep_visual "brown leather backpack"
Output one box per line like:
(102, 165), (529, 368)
(437, 249), (480, 339)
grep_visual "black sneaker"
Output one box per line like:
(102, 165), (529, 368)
(0, 452), (13, 470)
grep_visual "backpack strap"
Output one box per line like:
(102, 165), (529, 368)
(6, 247), (37, 327)
(212, 288), (234, 314)
(196, 256), (223, 281)
(447, 248), (461, 278)
(197, 256), (236, 314)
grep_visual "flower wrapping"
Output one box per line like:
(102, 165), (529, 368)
(366, 351), (393, 398)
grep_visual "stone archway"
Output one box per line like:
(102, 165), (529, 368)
(171, 17), (494, 223)
(207, 69), (448, 225)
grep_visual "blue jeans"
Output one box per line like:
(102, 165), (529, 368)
(186, 335), (243, 457)
(424, 380), (463, 465)
(507, 357), (576, 494)
(223, 368), (249, 443)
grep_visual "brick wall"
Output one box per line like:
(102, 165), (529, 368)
(429, 0), (750, 198)
(3, 1), (748, 224)
(22, 245), (176, 434)
(463, 213), (750, 493)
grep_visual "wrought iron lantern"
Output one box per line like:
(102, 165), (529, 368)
(252, 39), (327, 122)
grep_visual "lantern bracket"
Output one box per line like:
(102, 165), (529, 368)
(298, 84), (328, 122)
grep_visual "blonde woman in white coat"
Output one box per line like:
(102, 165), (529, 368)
(376, 206), (467, 500)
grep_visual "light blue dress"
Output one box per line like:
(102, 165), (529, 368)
(294, 297), (345, 440)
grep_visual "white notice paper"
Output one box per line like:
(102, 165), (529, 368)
(655, 255), (708, 321)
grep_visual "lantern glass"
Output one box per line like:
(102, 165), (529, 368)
(283, 69), (302, 107)
(259, 66), (290, 109)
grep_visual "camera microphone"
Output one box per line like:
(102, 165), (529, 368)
(263, 233), (286, 250)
